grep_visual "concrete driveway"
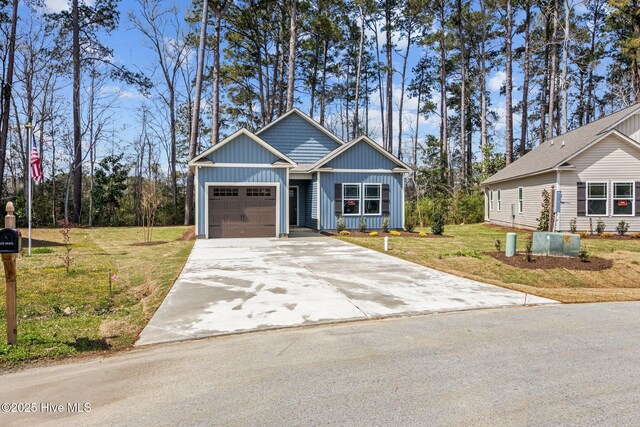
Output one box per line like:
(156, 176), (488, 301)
(138, 233), (554, 345)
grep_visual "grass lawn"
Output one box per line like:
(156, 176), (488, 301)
(336, 223), (640, 304)
(0, 226), (193, 369)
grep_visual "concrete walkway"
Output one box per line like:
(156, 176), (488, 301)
(137, 234), (554, 345)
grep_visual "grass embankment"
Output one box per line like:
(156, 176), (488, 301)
(0, 226), (193, 369)
(337, 223), (640, 303)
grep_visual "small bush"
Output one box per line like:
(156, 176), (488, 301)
(369, 231), (378, 236)
(595, 219), (606, 235)
(569, 218), (577, 234)
(536, 189), (551, 231)
(616, 220), (629, 236)
(390, 230), (402, 236)
(418, 231), (427, 237)
(404, 216), (416, 232)
(339, 230), (351, 236)
(431, 210), (445, 235)
(524, 239), (533, 263)
(599, 232), (613, 239)
(577, 231), (589, 239)
(494, 239), (502, 252)
(579, 249), (589, 262)
(336, 216), (345, 232)
(382, 216), (390, 233)
(358, 217), (367, 232)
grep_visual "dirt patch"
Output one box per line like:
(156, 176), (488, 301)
(177, 227), (196, 241)
(322, 230), (451, 238)
(579, 234), (640, 240)
(482, 223), (534, 233)
(488, 251), (613, 271)
(130, 241), (168, 247)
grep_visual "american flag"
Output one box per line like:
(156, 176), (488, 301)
(30, 135), (43, 184)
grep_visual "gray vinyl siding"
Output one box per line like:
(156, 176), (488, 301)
(319, 172), (403, 230)
(326, 140), (398, 169)
(558, 135), (640, 232)
(196, 167), (288, 237)
(485, 172), (557, 230)
(206, 134), (280, 164)
(257, 113), (341, 163)
(615, 113), (640, 141)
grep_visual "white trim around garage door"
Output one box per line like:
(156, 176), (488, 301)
(204, 182), (281, 239)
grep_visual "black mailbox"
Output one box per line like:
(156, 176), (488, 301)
(0, 228), (21, 253)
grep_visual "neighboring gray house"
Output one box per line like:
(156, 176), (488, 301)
(483, 103), (640, 232)
(188, 109), (411, 238)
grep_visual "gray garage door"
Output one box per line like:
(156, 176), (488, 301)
(208, 186), (277, 238)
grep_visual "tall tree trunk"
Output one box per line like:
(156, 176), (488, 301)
(560, 0), (570, 134)
(373, 23), (385, 147)
(438, 1), (448, 183)
(547, 0), (559, 139)
(539, 15), (550, 145)
(0, 0), (18, 199)
(353, 6), (365, 139)
(320, 40), (328, 125)
(285, 0), (297, 111)
(397, 28), (412, 160)
(184, 0), (208, 226)
(88, 71), (95, 227)
(385, 0), (393, 154)
(505, 0), (514, 164)
(479, 0), (488, 171)
(72, 0), (82, 224)
(211, 9), (223, 145)
(309, 45), (318, 118)
(458, 0), (468, 182)
(520, 2), (531, 155)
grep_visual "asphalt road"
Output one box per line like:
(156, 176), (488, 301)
(1, 302), (639, 426)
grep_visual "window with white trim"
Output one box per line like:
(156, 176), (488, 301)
(363, 184), (382, 215)
(489, 191), (493, 211)
(518, 187), (524, 213)
(587, 182), (608, 216)
(497, 190), (501, 211)
(613, 182), (634, 216)
(343, 184), (360, 215)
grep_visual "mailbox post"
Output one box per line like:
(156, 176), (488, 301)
(1, 202), (19, 345)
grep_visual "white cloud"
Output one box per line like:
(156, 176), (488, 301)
(44, 0), (95, 13)
(100, 85), (146, 101)
(489, 71), (506, 92)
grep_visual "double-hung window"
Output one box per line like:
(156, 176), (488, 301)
(587, 182), (608, 216)
(613, 182), (634, 216)
(489, 191), (493, 211)
(518, 187), (524, 213)
(497, 190), (501, 211)
(363, 184), (381, 215)
(343, 184), (360, 215)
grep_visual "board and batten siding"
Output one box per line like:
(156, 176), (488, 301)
(307, 173), (318, 229)
(206, 134), (280, 164)
(326, 140), (398, 169)
(196, 166), (288, 237)
(558, 135), (640, 232)
(319, 172), (403, 230)
(485, 172), (557, 229)
(257, 113), (341, 163)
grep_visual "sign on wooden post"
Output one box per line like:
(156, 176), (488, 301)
(2, 202), (18, 345)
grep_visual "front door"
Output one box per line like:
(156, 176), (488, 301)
(289, 187), (298, 226)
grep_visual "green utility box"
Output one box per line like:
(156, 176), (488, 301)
(532, 232), (581, 257)
(505, 232), (517, 257)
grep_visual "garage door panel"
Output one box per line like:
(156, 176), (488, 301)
(208, 186), (277, 238)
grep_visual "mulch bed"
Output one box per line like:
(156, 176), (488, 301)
(130, 241), (168, 247)
(579, 234), (640, 240)
(322, 230), (451, 238)
(488, 251), (613, 271)
(177, 228), (196, 241)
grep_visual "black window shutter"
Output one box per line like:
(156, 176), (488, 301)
(381, 184), (390, 215)
(636, 182), (640, 216)
(334, 183), (342, 216)
(577, 182), (586, 216)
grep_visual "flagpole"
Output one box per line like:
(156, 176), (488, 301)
(26, 122), (33, 257)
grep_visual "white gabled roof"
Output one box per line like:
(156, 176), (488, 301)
(255, 108), (345, 146)
(309, 135), (412, 172)
(188, 128), (296, 167)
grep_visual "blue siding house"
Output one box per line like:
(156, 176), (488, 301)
(188, 109), (411, 238)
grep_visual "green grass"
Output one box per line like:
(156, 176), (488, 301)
(337, 223), (640, 304)
(0, 226), (193, 368)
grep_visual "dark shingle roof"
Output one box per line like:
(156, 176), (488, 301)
(483, 103), (640, 185)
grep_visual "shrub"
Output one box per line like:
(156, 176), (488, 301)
(631, 232), (640, 239)
(616, 220), (629, 236)
(536, 189), (551, 231)
(577, 232), (589, 239)
(431, 209), (445, 235)
(336, 216), (345, 232)
(404, 216), (416, 232)
(595, 219), (606, 235)
(569, 218), (577, 234)
(494, 239), (502, 252)
(390, 230), (402, 236)
(579, 249), (589, 262)
(369, 231), (378, 236)
(599, 232), (613, 239)
(418, 231), (427, 237)
(382, 216), (390, 233)
(524, 239), (533, 263)
(358, 217), (367, 232)
(339, 230), (351, 236)
(448, 192), (484, 224)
